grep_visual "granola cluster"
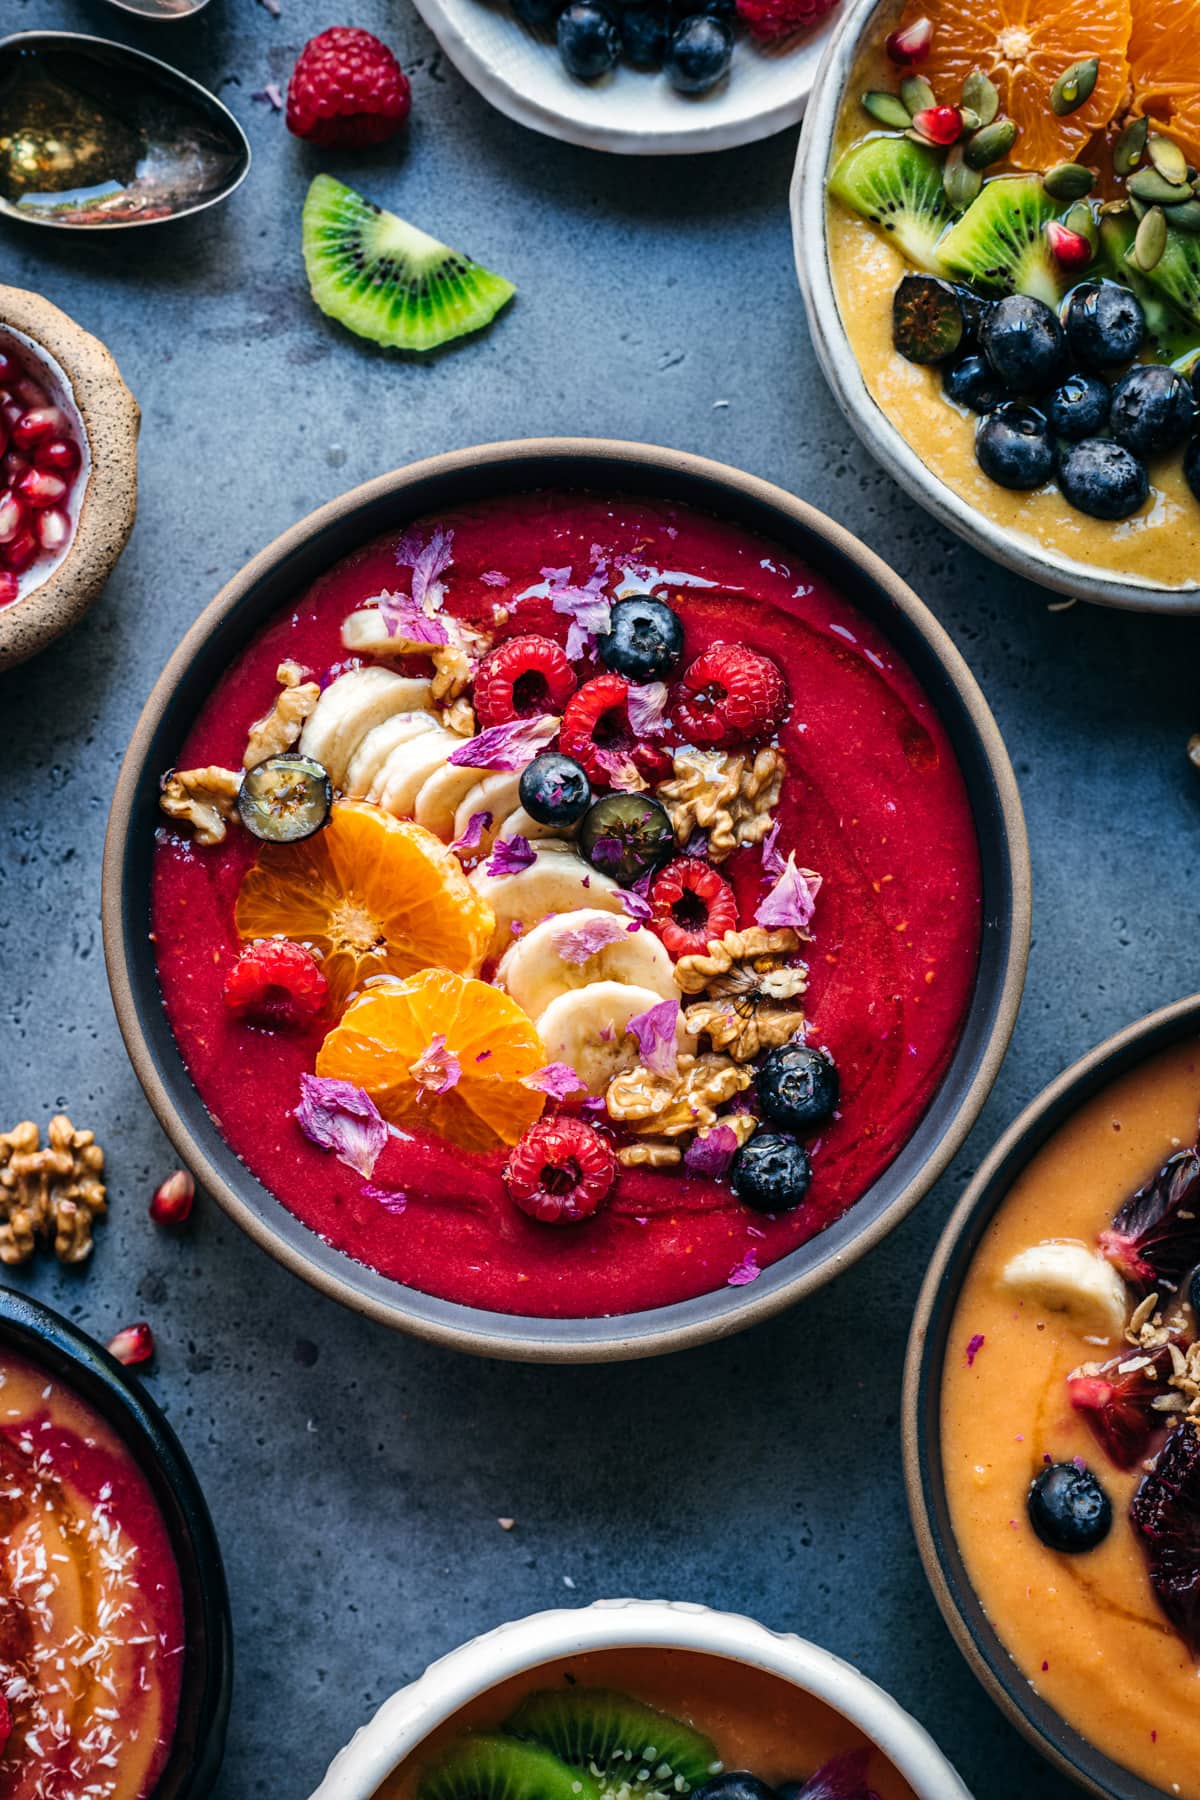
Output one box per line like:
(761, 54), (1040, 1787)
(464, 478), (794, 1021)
(606, 1052), (756, 1168)
(674, 927), (808, 1062)
(658, 746), (785, 862)
(0, 1116), (107, 1266)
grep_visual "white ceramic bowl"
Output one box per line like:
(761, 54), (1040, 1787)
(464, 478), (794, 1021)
(310, 1599), (971, 1799)
(790, 0), (1200, 615)
(409, 0), (838, 155)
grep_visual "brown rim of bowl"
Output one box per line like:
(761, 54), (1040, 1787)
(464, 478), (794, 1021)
(102, 436), (1031, 1363)
(903, 991), (1200, 1800)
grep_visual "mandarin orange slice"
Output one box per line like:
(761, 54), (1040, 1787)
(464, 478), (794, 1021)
(235, 800), (494, 1012)
(896, 0), (1132, 171)
(315, 966), (547, 1153)
(1128, 0), (1200, 170)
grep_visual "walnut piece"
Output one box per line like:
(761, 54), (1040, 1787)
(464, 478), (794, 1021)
(607, 1051), (753, 1139)
(618, 1138), (681, 1168)
(440, 693), (477, 737)
(159, 765), (241, 846)
(674, 927), (807, 1062)
(243, 661), (320, 768)
(659, 746), (785, 863)
(0, 1116), (106, 1267)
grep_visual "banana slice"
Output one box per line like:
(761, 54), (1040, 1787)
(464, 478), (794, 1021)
(299, 668), (434, 787)
(469, 842), (624, 960)
(999, 1241), (1129, 1340)
(452, 773), (524, 851)
(371, 728), (462, 817)
(537, 981), (696, 1097)
(496, 908), (676, 1021)
(413, 759), (491, 840)
(344, 711), (441, 799)
(495, 805), (574, 845)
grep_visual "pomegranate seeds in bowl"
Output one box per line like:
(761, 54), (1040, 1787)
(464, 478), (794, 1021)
(0, 341), (85, 609)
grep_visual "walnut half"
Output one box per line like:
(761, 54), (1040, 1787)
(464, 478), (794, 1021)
(243, 661), (320, 768)
(659, 746), (785, 863)
(675, 927), (808, 1062)
(159, 765), (241, 846)
(0, 1116), (107, 1266)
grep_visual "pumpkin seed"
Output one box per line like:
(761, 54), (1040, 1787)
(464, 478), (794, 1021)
(1129, 195), (1148, 220)
(1043, 162), (1095, 201)
(1147, 133), (1189, 186)
(899, 73), (936, 115)
(943, 146), (983, 211)
(963, 117), (1018, 169)
(1065, 201), (1098, 246)
(961, 69), (999, 128)
(1167, 199), (1200, 232)
(1113, 115), (1149, 176)
(1098, 198), (1132, 218)
(861, 90), (913, 129)
(1129, 166), (1192, 205)
(1050, 57), (1099, 117)
(959, 106), (981, 133)
(1133, 204), (1168, 271)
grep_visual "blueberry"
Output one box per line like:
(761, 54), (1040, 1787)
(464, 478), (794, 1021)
(1028, 1462), (1113, 1554)
(942, 353), (1006, 414)
(512, 0), (567, 29)
(893, 274), (966, 365)
(557, 1), (621, 78)
(701, 0), (735, 17)
(693, 1777), (778, 1800)
(1057, 439), (1149, 521)
(1110, 364), (1196, 458)
(757, 1043), (839, 1133)
(519, 752), (591, 828)
(729, 1133), (812, 1214)
(620, 4), (667, 61)
(1062, 281), (1146, 371)
(663, 13), (732, 93)
(1190, 1265), (1200, 1319)
(1046, 371), (1111, 441)
(579, 791), (674, 884)
(975, 402), (1054, 490)
(981, 294), (1065, 394)
(1186, 437), (1200, 504)
(597, 594), (684, 680)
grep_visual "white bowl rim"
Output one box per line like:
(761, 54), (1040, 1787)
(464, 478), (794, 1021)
(790, 0), (1200, 616)
(309, 1598), (972, 1800)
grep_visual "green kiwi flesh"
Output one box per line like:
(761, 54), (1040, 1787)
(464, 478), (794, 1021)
(302, 173), (515, 354)
(506, 1688), (720, 1796)
(827, 136), (951, 271)
(1098, 213), (1200, 361)
(416, 1735), (602, 1800)
(937, 175), (1061, 304)
(1126, 224), (1200, 333)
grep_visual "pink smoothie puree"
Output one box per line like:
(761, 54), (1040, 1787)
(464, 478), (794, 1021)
(151, 490), (982, 1317)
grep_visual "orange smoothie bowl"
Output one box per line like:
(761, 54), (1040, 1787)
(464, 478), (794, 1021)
(0, 1286), (232, 1798)
(102, 438), (1029, 1362)
(905, 992), (1200, 1800)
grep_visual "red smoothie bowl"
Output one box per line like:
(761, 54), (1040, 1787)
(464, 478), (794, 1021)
(0, 1286), (232, 1797)
(103, 438), (1030, 1361)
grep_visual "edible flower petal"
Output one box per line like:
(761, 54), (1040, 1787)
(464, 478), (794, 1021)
(485, 835), (536, 878)
(522, 1062), (586, 1101)
(621, 888), (653, 924)
(362, 1184), (408, 1215)
(448, 715), (559, 771)
(451, 810), (492, 852)
(965, 1333), (985, 1367)
(626, 997), (681, 1078)
(395, 525), (454, 614)
(755, 853), (822, 932)
(760, 819), (785, 880)
(556, 915), (635, 964)
(296, 1073), (388, 1179)
(409, 1033), (462, 1096)
(626, 681), (671, 737)
(683, 1123), (739, 1178)
(793, 1748), (881, 1800)
(377, 591), (450, 645)
(727, 1248), (760, 1286)
(518, 562), (612, 660)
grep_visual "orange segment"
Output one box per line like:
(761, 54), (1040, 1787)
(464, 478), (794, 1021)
(1128, 0), (1200, 170)
(235, 800), (494, 1012)
(898, 0), (1132, 170)
(315, 967), (547, 1153)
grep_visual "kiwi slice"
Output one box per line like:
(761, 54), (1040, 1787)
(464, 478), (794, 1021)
(506, 1688), (720, 1797)
(417, 1735), (602, 1800)
(1127, 225), (1200, 333)
(1099, 214), (1200, 360)
(302, 173), (515, 354)
(827, 137), (951, 271)
(937, 176), (1061, 305)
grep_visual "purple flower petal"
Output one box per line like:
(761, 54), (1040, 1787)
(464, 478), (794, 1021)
(395, 526), (454, 614)
(519, 562), (612, 661)
(755, 854), (822, 931)
(451, 810), (492, 852)
(620, 889), (653, 924)
(791, 1749), (880, 1800)
(727, 1248), (761, 1287)
(376, 591), (450, 646)
(362, 1183), (408, 1216)
(481, 569), (508, 587)
(448, 715), (558, 771)
(683, 826), (709, 858)
(760, 819), (785, 880)
(626, 997), (680, 1078)
(522, 1062), (585, 1101)
(485, 835), (536, 878)
(296, 1074), (388, 1180)
(251, 82), (283, 108)
(966, 1333), (985, 1368)
(683, 1124), (740, 1178)
(555, 915), (633, 964)
(626, 682), (671, 737)
(409, 1033), (461, 1095)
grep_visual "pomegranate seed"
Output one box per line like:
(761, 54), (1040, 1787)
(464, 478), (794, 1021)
(14, 375), (49, 410)
(107, 1322), (155, 1367)
(1046, 219), (1094, 269)
(1, 399), (21, 434)
(0, 416), (7, 459)
(911, 105), (963, 146)
(36, 435), (81, 475)
(17, 466), (67, 510)
(1, 450), (31, 486)
(150, 1169), (195, 1226)
(0, 571), (18, 607)
(35, 507), (70, 553)
(0, 350), (16, 384)
(885, 14), (932, 62)
(0, 490), (28, 543)
(13, 406), (66, 450)
(1, 529), (38, 573)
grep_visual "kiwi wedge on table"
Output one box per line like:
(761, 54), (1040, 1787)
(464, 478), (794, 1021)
(507, 1688), (720, 1796)
(302, 173), (515, 354)
(417, 1735), (602, 1800)
(937, 175), (1061, 305)
(827, 137), (951, 271)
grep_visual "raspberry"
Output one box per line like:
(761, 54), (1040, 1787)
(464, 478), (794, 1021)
(503, 1117), (616, 1225)
(559, 672), (669, 789)
(648, 858), (739, 959)
(735, 0), (839, 39)
(473, 635), (578, 729)
(286, 28), (411, 149)
(223, 940), (328, 1029)
(674, 642), (787, 747)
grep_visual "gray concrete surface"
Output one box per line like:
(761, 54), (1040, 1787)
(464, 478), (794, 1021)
(3, 0), (1199, 1793)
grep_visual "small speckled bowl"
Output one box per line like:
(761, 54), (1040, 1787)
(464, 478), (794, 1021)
(904, 991), (1200, 1800)
(0, 1285), (233, 1796)
(0, 285), (140, 670)
(309, 1599), (972, 1799)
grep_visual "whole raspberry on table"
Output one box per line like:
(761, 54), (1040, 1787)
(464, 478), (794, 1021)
(503, 1117), (616, 1225)
(286, 28), (412, 149)
(223, 939), (328, 1030)
(735, 0), (839, 39)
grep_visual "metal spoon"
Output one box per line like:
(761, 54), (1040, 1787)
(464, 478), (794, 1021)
(101, 0), (213, 20)
(0, 31), (250, 229)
